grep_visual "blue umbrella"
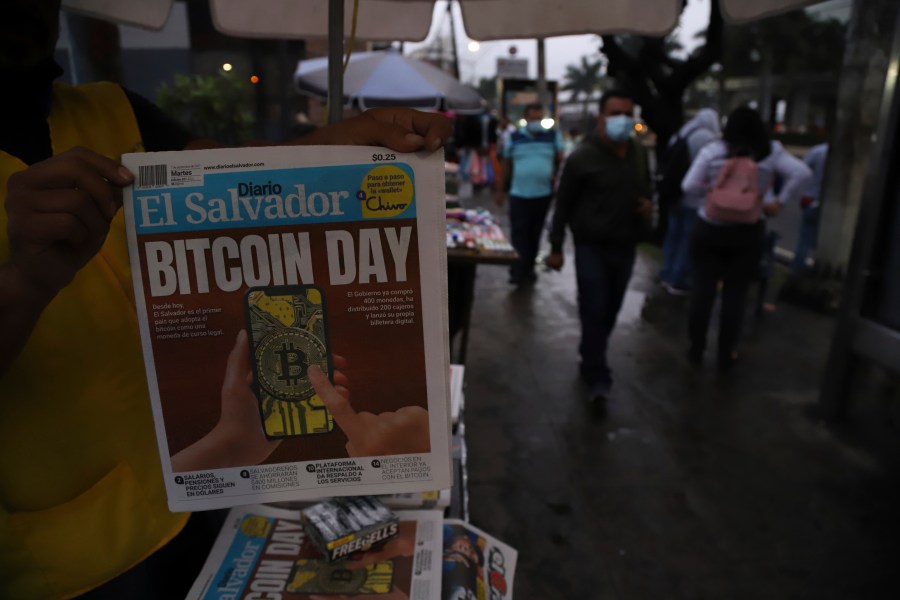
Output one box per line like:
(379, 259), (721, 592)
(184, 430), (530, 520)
(294, 50), (486, 114)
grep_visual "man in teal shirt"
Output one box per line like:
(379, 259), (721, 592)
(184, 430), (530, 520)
(497, 103), (564, 286)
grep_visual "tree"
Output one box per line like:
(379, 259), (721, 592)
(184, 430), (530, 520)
(718, 12), (846, 78)
(600, 0), (724, 148)
(709, 10), (846, 125)
(598, 0), (723, 242)
(562, 56), (605, 116)
(156, 73), (255, 145)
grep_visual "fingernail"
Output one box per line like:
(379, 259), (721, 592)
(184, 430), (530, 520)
(118, 166), (134, 182)
(308, 365), (322, 377)
(404, 133), (424, 147)
(430, 138), (442, 152)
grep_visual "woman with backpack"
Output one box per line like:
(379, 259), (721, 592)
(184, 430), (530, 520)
(681, 106), (811, 371)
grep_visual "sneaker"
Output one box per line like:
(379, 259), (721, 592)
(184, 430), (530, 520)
(662, 282), (690, 296)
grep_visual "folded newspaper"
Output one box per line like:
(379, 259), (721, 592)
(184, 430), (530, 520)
(122, 146), (452, 511)
(185, 504), (445, 599)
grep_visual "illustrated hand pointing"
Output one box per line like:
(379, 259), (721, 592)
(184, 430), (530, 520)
(308, 363), (430, 457)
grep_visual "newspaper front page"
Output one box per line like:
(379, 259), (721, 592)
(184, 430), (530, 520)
(186, 505), (444, 600)
(122, 146), (451, 511)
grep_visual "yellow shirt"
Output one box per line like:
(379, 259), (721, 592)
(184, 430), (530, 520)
(0, 82), (188, 600)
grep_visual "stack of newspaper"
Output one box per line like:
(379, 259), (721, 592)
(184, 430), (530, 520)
(185, 504), (517, 600)
(122, 145), (517, 598)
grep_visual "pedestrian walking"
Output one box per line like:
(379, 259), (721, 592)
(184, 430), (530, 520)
(792, 142), (829, 273)
(658, 108), (721, 295)
(682, 106), (811, 371)
(496, 103), (564, 286)
(545, 90), (653, 404)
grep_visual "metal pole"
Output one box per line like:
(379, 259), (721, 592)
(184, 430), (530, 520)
(537, 37), (548, 109)
(328, 0), (344, 124)
(447, 0), (460, 79)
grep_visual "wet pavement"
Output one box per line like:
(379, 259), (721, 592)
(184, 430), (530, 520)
(456, 190), (900, 599)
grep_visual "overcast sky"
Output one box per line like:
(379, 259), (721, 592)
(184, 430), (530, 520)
(404, 0), (711, 84)
(404, 0), (851, 85)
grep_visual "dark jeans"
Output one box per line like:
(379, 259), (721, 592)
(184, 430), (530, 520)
(792, 205), (820, 273)
(660, 203), (699, 289)
(574, 241), (636, 386)
(688, 219), (765, 361)
(509, 194), (553, 282)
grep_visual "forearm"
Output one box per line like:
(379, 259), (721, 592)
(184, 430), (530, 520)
(777, 155), (813, 204)
(549, 168), (576, 252)
(548, 204), (568, 253)
(0, 264), (54, 373)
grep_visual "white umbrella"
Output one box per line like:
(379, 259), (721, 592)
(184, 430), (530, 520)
(295, 50), (486, 113)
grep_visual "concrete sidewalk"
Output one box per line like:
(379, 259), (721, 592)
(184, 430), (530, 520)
(457, 190), (900, 599)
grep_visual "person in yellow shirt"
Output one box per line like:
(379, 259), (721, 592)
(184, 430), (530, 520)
(0, 1), (450, 598)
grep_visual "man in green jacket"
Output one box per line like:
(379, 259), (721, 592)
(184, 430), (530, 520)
(546, 90), (653, 406)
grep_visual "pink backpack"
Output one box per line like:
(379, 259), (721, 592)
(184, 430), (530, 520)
(704, 156), (763, 223)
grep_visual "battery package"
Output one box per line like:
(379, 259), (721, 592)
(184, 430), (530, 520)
(301, 496), (400, 561)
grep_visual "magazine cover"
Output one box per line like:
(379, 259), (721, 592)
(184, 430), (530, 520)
(441, 520), (517, 600)
(122, 146), (451, 510)
(186, 505), (444, 600)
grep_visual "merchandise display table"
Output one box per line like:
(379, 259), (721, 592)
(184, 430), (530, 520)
(446, 208), (517, 364)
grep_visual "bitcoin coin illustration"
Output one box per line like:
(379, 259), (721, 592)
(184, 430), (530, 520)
(255, 327), (327, 401)
(287, 559), (389, 594)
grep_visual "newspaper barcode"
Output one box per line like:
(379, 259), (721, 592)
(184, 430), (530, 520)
(138, 164), (167, 188)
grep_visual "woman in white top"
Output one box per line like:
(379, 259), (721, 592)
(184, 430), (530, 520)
(681, 106), (811, 370)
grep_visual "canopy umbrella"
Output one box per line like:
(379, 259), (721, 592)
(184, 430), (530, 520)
(62, 0), (827, 122)
(207, 0), (826, 41)
(294, 50), (486, 113)
(63, 0), (827, 37)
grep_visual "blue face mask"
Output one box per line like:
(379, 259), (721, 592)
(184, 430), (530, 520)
(526, 120), (545, 134)
(604, 115), (634, 142)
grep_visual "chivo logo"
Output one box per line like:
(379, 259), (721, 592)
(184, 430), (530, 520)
(359, 165), (414, 219)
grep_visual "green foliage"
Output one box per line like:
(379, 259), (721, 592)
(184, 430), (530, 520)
(156, 72), (254, 145)
(715, 12), (846, 77)
(562, 56), (605, 102)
